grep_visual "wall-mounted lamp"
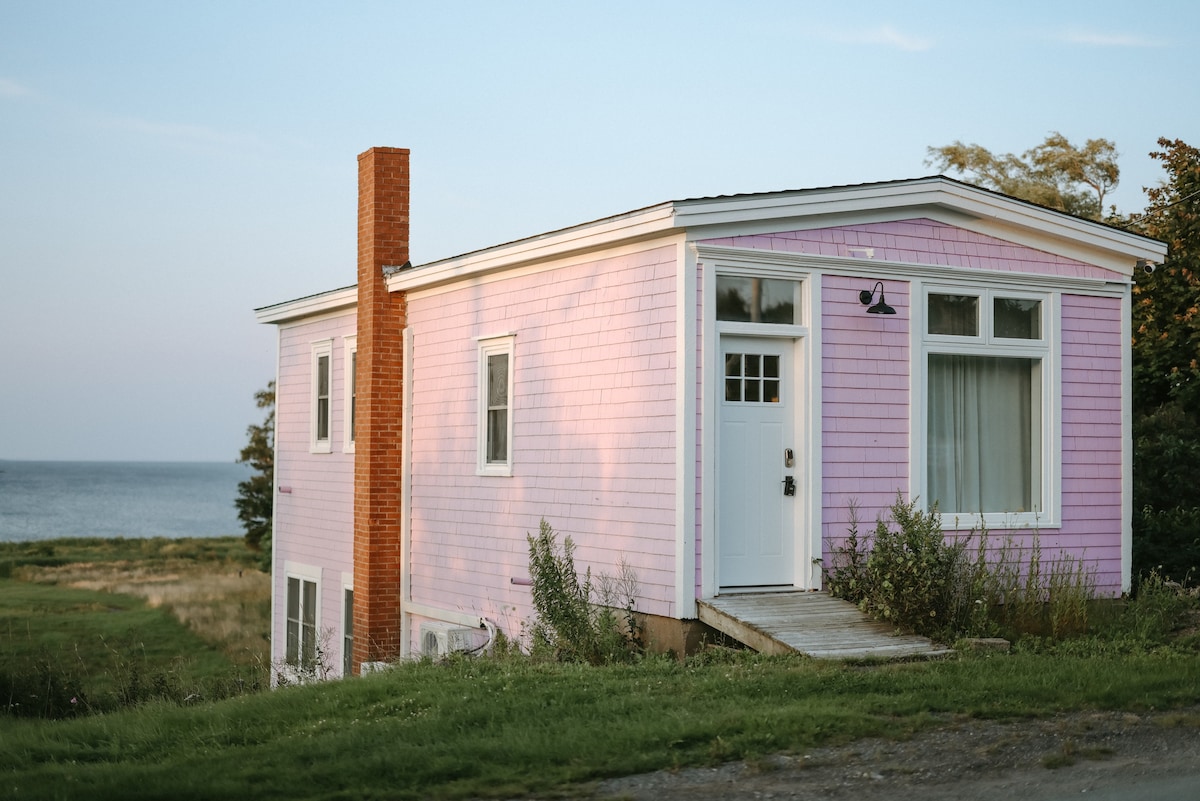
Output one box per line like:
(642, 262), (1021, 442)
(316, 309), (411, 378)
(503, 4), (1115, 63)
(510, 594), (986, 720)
(858, 281), (896, 315)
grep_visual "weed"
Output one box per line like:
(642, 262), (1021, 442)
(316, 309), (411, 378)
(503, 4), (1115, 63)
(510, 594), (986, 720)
(825, 495), (1102, 641)
(526, 519), (642, 664)
(1121, 569), (1197, 643)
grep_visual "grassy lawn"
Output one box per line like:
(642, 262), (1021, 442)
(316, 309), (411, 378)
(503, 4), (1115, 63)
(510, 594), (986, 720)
(0, 537), (269, 716)
(2, 536), (1198, 799)
(3, 650), (1200, 800)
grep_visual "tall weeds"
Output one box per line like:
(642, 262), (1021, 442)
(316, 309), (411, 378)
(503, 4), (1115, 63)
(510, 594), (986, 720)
(526, 519), (642, 664)
(825, 494), (1100, 641)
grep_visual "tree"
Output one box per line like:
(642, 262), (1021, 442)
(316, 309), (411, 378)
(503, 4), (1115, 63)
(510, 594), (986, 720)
(1128, 138), (1200, 581)
(926, 132), (1119, 220)
(1130, 139), (1200, 412)
(236, 381), (275, 562)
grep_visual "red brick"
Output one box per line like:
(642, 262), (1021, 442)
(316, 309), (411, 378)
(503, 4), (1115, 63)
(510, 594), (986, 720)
(352, 147), (409, 674)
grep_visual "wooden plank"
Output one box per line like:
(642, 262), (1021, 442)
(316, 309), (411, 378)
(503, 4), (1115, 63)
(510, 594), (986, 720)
(697, 592), (950, 660)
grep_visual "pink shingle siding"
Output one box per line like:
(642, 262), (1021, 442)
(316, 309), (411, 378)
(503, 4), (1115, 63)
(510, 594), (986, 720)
(1059, 294), (1124, 592)
(819, 273), (911, 546)
(406, 245), (680, 638)
(272, 311), (356, 668)
(707, 219), (1119, 280)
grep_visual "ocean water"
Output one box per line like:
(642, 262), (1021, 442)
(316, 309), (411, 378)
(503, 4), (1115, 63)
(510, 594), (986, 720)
(0, 460), (248, 542)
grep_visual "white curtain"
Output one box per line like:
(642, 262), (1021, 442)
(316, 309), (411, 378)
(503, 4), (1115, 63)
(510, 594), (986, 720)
(928, 355), (1039, 513)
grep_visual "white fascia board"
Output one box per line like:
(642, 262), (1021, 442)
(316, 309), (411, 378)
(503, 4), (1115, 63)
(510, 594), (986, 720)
(387, 204), (677, 292)
(695, 243), (1126, 296)
(675, 178), (1167, 276)
(255, 286), (357, 324)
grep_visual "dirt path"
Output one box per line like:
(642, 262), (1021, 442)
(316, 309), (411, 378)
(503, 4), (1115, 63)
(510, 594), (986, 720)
(593, 706), (1200, 800)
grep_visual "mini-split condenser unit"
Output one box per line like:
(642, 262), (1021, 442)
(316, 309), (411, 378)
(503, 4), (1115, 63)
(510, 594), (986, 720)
(419, 621), (476, 658)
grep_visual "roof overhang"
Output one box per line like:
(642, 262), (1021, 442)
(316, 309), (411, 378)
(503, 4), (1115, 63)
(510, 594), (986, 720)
(386, 176), (1165, 294)
(255, 285), (356, 324)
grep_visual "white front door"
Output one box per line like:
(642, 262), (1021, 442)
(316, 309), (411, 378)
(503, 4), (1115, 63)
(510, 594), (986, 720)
(718, 336), (798, 589)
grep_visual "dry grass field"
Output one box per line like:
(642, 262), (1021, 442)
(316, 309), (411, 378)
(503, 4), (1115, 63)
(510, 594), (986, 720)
(3, 536), (270, 667)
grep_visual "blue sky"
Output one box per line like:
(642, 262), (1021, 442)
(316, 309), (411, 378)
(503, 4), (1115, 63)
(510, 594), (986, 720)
(2, 1), (1195, 462)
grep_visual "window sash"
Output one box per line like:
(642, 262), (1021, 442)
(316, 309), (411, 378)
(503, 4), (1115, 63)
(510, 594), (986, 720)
(316, 355), (330, 442)
(349, 350), (357, 443)
(311, 340), (333, 453)
(920, 285), (1053, 524)
(286, 576), (318, 669)
(486, 353), (509, 463)
(343, 588), (354, 677)
(478, 336), (514, 474)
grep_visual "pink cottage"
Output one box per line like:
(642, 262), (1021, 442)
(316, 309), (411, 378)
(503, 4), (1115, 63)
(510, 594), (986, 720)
(256, 147), (1165, 676)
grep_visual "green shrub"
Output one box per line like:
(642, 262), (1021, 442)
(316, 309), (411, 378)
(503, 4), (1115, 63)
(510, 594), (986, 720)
(526, 519), (641, 664)
(825, 495), (1100, 641)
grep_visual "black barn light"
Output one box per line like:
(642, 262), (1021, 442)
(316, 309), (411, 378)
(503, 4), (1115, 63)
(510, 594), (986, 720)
(858, 281), (896, 315)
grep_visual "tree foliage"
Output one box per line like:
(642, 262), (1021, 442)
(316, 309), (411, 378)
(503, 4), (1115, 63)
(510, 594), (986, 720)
(1128, 139), (1200, 581)
(926, 132), (1119, 220)
(1130, 138), (1200, 412)
(235, 381), (275, 562)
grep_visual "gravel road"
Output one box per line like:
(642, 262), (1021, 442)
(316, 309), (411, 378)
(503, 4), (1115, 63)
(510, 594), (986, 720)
(592, 706), (1200, 800)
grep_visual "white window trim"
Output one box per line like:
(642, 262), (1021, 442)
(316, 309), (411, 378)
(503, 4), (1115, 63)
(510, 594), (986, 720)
(282, 561), (322, 675)
(477, 334), (515, 477)
(310, 339), (333, 454)
(343, 336), (357, 454)
(912, 281), (1061, 530)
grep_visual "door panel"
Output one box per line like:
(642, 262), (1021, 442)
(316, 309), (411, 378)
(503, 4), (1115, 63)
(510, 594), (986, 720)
(718, 336), (796, 588)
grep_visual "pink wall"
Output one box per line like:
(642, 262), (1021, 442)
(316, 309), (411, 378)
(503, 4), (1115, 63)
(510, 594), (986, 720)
(1057, 294), (1124, 592)
(405, 245), (680, 641)
(705, 219), (1121, 281)
(820, 273), (911, 543)
(272, 312), (356, 670)
(703, 219), (1128, 595)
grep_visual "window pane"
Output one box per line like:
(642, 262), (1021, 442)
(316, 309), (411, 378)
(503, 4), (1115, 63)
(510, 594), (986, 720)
(994, 298), (1041, 339)
(487, 409), (508, 462)
(286, 578), (300, 664)
(317, 355), (329, 395)
(927, 354), (1040, 514)
(316, 354), (330, 441)
(716, 276), (799, 324)
(724, 351), (782, 405)
(349, 351), (357, 442)
(317, 399), (329, 441)
(487, 354), (508, 407)
(928, 294), (978, 336)
(301, 580), (317, 667)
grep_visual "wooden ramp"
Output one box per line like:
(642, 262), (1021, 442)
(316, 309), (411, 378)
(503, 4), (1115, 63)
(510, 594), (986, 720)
(697, 592), (954, 660)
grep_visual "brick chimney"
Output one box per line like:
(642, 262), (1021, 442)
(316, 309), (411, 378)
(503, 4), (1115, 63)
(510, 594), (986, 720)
(352, 147), (409, 672)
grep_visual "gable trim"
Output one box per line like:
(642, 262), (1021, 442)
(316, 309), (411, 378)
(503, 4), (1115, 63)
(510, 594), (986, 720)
(695, 244), (1127, 297)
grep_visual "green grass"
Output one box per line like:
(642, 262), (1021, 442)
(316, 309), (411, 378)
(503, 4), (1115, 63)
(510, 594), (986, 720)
(0, 537), (268, 718)
(3, 650), (1200, 800)
(0, 579), (257, 716)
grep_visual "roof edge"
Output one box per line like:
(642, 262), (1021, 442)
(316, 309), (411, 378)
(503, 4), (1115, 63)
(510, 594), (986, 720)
(255, 285), (356, 324)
